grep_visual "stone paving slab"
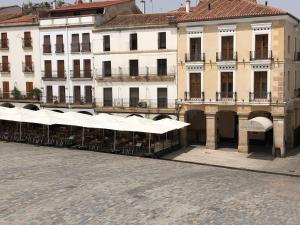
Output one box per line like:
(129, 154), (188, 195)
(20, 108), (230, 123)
(163, 145), (300, 176)
(0, 142), (300, 225)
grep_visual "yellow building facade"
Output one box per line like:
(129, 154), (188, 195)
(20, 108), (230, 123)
(176, 8), (300, 157)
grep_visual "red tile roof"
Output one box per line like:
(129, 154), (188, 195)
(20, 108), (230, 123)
(50, 0), (131, 12)
(0, 15), (36, 24)
(178, 0), (288, 22)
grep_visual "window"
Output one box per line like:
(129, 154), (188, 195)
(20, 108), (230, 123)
(130, 88), (139, 107)
(103, 88), (112, 107)
(130, 33), (138, 50)
(26, 82), (33, 99)
(73, 60), (80, 78)
(221, 36), (233, 60)
(83, 59), (91, 78)
(82, 33), (91, 52)
(2, 81), (9, 99)
(59, 86), (65, 103)
(221, 72), (233, 98)
(255, 34), (268, 59)
(23, 32), (32, 48)
(157, 59), (167, 76)
(73, 86), (81, 104)
(103, 61), (111, 77)
(43, 35), (51, 53)
(189, 73), (201, 98)
(44, 60), (52, 78)
(1, 56), (9, 72)
(103, 35), (110, 51)
(24, 55), (33, 72)
(71, 34), (80, 52)
(57, 60), (65, 78)
(1, 33), (8, 49)
(157, 88), (167, 108)
(85, 86), (92, 104)
(46, 86), (53, 103)
(129, 60), (139, 76)
(254, 71), (268, 99)
(190, 38), (201, 61)
(56, 35), (64, 53)
(288, 35), (291, 53)
(158, 32), (166, 49)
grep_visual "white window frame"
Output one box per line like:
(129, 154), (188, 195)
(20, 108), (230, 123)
(250, 65), (271, 100)
(186, 27), (204, 61)
(217, 66), (236, 94)
(251, 23), (272, 58)
(218, 25), (237, 56)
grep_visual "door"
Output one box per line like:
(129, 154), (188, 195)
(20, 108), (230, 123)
(43, 35), (51, 53)
(255, 34), (268, 59)
(103, 61), (111, 77)
(130, 88), (139, 107)
(71, 34), (80, 52)
(129, 60), (138, 76)
(25, 55), (33, 72)
(59, 86), (65, 103)
(82, 33), (90, 52)
(73, 60), (80, 78)
(73, 86), (81, 104)
(46, 86), (53, 103)
(157, 59), (167, 76)
(2, 81), (9, 99)
(103, 88), (112, 107)
(221, 72), (233, 98)
(44, 60), (52, 78)
(84, 59), (91, 78)
(57, 60), (65, 78)
(85, 86), (92, 104)
(56, 35), (64, 53)
(24, 32), (31, 48)
(26, 82), (33, 99)
(254, 71), (267, 99)
(221, 36), (233, 60)
(2, 56), (9, 72)
(190, 38), (201, 61)
(157, 88), (167, 108)
(1, 33), (8, 48)
(190, 73), (201, 98)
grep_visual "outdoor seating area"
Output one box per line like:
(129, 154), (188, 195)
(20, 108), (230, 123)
(0, 107), (188, 157)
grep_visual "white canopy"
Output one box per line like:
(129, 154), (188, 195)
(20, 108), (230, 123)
(245, 117), (273, 132)
(0, 107), (189, 134)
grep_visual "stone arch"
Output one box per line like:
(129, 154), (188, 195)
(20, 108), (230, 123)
(0, 102), (15, 108)
(127, 114), (143, 118)
(23, 104), (39, 111)
(153, 114), (172, 121)
(78, 111), (93, 116)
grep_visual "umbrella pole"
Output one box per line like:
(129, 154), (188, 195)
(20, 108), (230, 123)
(19, 122), (22, 141)
(47, 125), (50, 144)
(148, 133), (151, 154)
(113, 130), (116, 152)
(82, 127), (85, 146)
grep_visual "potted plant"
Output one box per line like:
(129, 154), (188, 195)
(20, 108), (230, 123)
(11, 87), (21, 100)
(32, 88), (42, 100)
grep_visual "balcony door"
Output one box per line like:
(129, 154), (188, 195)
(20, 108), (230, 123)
(24, 32), (31, 48)
(157, 88), (167, 108)
(85, 86), (92, 104)
(45, 60), (52, 78)
(190, 38), (201, 61)
(129, 60), (138, 76)
(71, 34), (80, 52)
(73, 86), (81, 104)
(255, 34), (268, 59)
(103, 88), (112, 107)
(221, 72), (233, 98)
(2, 56), (9, 72)
(1, 33), (8, 48)
(254, 71), (267, 99)
(82, 33), (90, 52)
(59, 86), (65, 103)
(73, 60), (80, 78)
(57, 60), (64, 78)
(84, 59), (91, 78)
(2, 81), (9, 99)
(46, 86), (53, 103)
(130, 88), (139, 107)
(43, 35), (51, 53)
(221, 36), (233, 60)
(26, 82), (33, 99)
(190, 73), (201, 98)
(157, 59), (167, 76)
(25, 55), (33, 72)
(56, 35), (64, 53)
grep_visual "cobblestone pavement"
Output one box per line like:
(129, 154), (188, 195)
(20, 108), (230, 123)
(0, 142), (300, 225)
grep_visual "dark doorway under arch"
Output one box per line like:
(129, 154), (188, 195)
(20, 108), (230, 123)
(127, 114), (143, 118)
(186, 110), (206, 145)
(24, 104), (39, 111)
(1, 103), (15, 108)
(78, 111), (93, 116)
(153, 114), (172, 121)
(217, 111), (238, 148)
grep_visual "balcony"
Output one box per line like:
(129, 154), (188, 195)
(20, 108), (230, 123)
(216, 92), (237, 102)
(250, 50), (273, 61)
(22, 63), (34, 73)
(249, 92), (272, 103)
(42, 71), (66, 81)
(96, 98), (176, 114)
(184, 91), (205, 102)
(0, 63), (10, 73)
(22, 38), (32, 49)
(185, 53), (205, 62)
(96, 66), (176, 82)
(71, 43), (91, 53)
(43, 44), (52, 54)
(0, 92), (40, 102)
(216, 52), (238, 62)
(295, 52), (300, 61)
(42, 96), (94, 108)
(70, 70), (93, 80)
(55, 44), (64, 53)
(0, 39), (9, 49)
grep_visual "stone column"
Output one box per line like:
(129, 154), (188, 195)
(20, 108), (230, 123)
(273, 116), (286, 157)
(238, 114), (249, 153)
(179, 114), (188, 147)
(206, 113), (217, 149)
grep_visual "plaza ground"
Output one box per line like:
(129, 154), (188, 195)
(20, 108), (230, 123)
(0, 142), (300, 225)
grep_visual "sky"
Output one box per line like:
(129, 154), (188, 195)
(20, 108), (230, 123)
(0, 0), (299, 18)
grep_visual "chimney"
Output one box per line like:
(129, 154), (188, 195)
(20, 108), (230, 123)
(185, 0), (191, 13)
(265, 1), (268, 6)
(141, 0), (146, 14)
(52, 0), (57, 9)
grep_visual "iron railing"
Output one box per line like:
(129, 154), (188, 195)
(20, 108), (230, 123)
(22, 38), (32, 48)
(0, 92), (40, 101)
(184, 91), (205, 102)
(216, 92), (237, 102)
(216, 52), (238, 61)
(0, 39), (8, 49)
(250, 50), (273, 60)
(42, 71), (66, 80)
(43, 44), (52, 53)
(70, 70), (92, 79)
(55, 44), (64, 53)
(0, 63), (10, 72)
(22, 63), (34, 73)
(249, 92), (272, 102)
(43, 96), (94, 105)
(185, 53), (205, 62)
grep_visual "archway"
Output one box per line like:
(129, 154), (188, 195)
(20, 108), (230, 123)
(216, 111), (238, 148)
(127, 114), (143, 118)
(294, 127), (300, 147)
(1, 103), (15, 108)
(248, 111), (273, 154)
(24, 104), (39, 111)
(186, 110), (206, 145)
(78, 111), (93, 115)
(153, 114), (172, 121)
